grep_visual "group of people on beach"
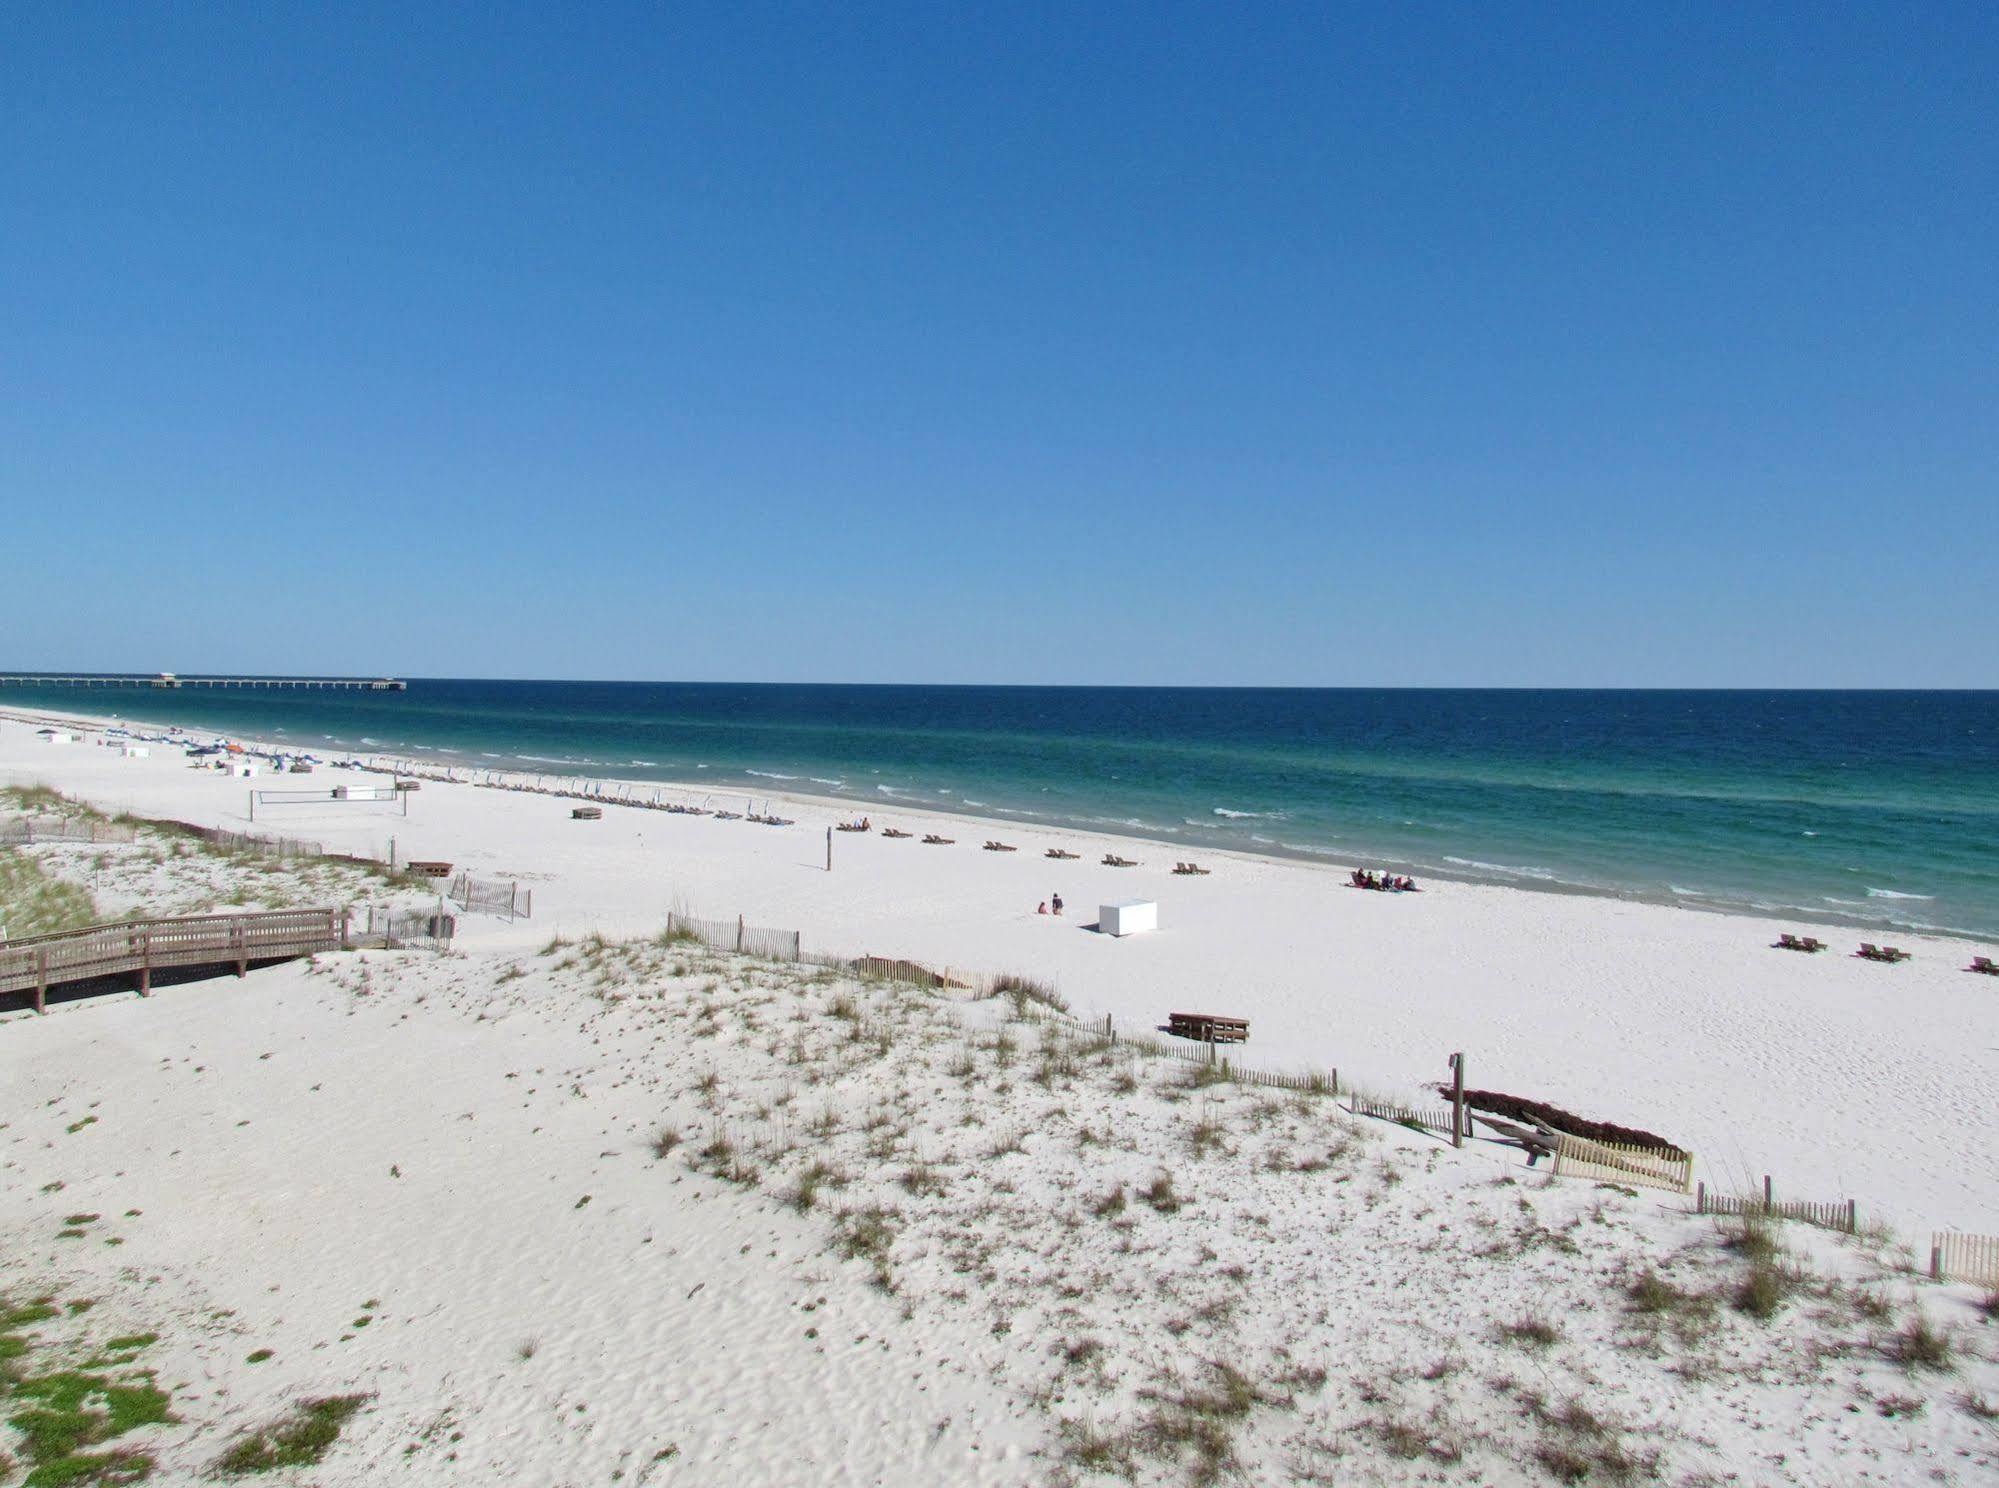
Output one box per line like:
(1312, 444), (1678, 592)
(1351, 869), (1418, 892)
(1036, 894), (1065, 916)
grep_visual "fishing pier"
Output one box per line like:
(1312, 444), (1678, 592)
(0, 673), (406, 692)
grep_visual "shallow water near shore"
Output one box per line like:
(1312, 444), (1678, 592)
(5, 680), (1995, 939)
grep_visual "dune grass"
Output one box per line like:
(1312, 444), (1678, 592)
(0, 847), (101, 939)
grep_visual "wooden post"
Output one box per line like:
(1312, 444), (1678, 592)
(827, 826), (833, 872)
(137, 933), (151, 996)
(1330, 1066), (1337, 1097)
(235, 919), (247, 978)
(1845, 1198), (1857, 1235)
(35, 946), (48, 1015)
(1763, 1174), (1774, 1213)
(1447, 1052), (1466, 1148)
(736, 914), (745, 952)
(1696, 1180), (1706, 1215)
(1930, 1242), (1943, 1282)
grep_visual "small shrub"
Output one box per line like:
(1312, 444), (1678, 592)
(1141, 1171), (1183, 1214)
(992, 973), (1068, 1016)
(1733, 1258), (1802, 1321)
(1499, 1314), (1562, 1350)
(1892, 1315), (1954, 1372)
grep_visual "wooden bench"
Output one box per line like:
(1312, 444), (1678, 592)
(1167, 1012), (1249, 1044)
(406, 860), (453, 879)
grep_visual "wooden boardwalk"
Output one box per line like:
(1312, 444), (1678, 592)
(0, 909), (345, 1014)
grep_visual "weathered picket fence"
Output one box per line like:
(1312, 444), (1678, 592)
(665, 911), (800, 962)
(1695, 1181), (1858, 1234)
(0, 816), (138, 845)
(1350, 1094), (1459, 1134)
(448, 872), (532, 920)
(1551, 1133), (1695, 1194)
(1930, 1232), (1999, 1287)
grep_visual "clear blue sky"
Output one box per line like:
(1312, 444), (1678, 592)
(4, 4), (1993, 686)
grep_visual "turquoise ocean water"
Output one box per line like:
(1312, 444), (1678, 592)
(4, 680), (1994, 941)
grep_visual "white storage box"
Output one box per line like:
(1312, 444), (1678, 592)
(1099, 900), (1158, 937)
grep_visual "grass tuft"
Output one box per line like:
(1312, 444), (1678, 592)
(215, 1395), (370, 1475)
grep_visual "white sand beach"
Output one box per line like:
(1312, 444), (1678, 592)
(3, 707), (1997, 1485)
(4, 708), (1994, 1235)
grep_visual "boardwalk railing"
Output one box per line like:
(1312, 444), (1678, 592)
(1696, 1181), (1858, 1234)
(1930, 1232), (1999, 1287)
(1551, 1133), (1695, 1194)
(0, 909), (344, 1013)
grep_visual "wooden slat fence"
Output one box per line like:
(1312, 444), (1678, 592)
(447, 872), (532, 920)
(1, 817), (139, 845)
(350, 905), (456, 951)
(1930, 1232), (1999, 1287)
(1551, 1133), (1695, 1194)
(0, 908), (344, 1013)
(854, 956), (959, 988)
(1350, 1094), (1459, 1134)
(665, 912), (800, 962)
(1695, 1183), (1857, 1234)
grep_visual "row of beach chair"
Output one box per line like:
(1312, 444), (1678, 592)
(1772, 934), (1999, 972)
(852, 831), (1213, 876)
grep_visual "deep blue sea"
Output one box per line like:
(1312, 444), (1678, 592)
(5, 680), (1995, 941)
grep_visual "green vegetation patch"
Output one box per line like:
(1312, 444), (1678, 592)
(0, 848), (101, 939)
(6, 1367), (172, 1486)
(214, 1395), (370, 1475)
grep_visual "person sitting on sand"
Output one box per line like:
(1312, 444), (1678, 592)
(1037, 901), (1048, 915)
(1051, 893), (1064, 916)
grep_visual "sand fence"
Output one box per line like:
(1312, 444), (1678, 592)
(1, 816), (139, 845)
(666, 911), (801, 961)
(447, 872), (533, 920)
(1695, 1179), (1859, 1234)
(1930, 1231), (1999, 1287)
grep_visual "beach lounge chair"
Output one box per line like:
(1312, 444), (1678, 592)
(1970, 956), (1998, 975)
(1102, 854), (1136, 867)
(923, 834), (955, 845)
(882, 828), (911, 839)
(1883, 946), (1909, 962)
(983, 841), (1017, 852)
(1172, 862), (1210, 875)
(1045, 848), (1079, 860)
